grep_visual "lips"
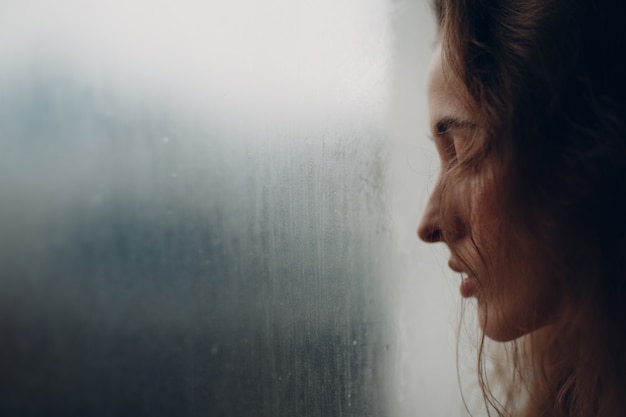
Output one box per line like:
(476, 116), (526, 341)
(447, 259), (464, 273)
(448, 259), (479, 298)
(460, 276), (479, 297)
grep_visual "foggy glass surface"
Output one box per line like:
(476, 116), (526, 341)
(0, 1), (467, 416)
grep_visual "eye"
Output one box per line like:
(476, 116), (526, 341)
(432, 117), (478, 165)
(436, 120), (449, 135)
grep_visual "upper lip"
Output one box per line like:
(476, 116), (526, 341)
(448, 259), (467, 274)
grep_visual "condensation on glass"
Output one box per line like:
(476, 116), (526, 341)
(0, 1), (464, 416)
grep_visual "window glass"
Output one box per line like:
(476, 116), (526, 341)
(0, 1), (464, 416)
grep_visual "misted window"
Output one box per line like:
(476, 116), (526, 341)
(0, 1), (463, 416)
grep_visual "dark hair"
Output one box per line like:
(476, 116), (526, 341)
(432, 0), (626, 416)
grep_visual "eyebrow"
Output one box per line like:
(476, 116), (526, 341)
(434, 116), (477, 135)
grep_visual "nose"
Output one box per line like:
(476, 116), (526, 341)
(417, 180), (442, 243)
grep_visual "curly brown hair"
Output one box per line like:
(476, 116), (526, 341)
(429, 0), (626, 416)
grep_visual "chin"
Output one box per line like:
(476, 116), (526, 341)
(482, 325), (525, 342)
(478, 297), (561, 342)
(478, 305), (534, 342)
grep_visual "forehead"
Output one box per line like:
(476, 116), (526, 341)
(426, 45), (474, 131)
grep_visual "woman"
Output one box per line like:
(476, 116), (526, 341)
(418, 0), (626, 416)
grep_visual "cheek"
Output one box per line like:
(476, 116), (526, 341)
(466, 178), (502, 259)
(474, 212), (562, 340)
(471, 199), (511, 292)
(454, 167), (563, 339)
(439, 170), (500, 260)
(464, 176), (513, 296)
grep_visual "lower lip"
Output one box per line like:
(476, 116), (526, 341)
(460, 276), (479, 298)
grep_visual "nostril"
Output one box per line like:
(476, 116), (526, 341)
(423, 227), (442, 243)
(429, 229), (443, 242)
(418, 220), (443, 243)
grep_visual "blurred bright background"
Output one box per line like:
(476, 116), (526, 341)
(0, 0), (475, 415)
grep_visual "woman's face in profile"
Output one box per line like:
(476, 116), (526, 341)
(419, 45), (560, 342)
